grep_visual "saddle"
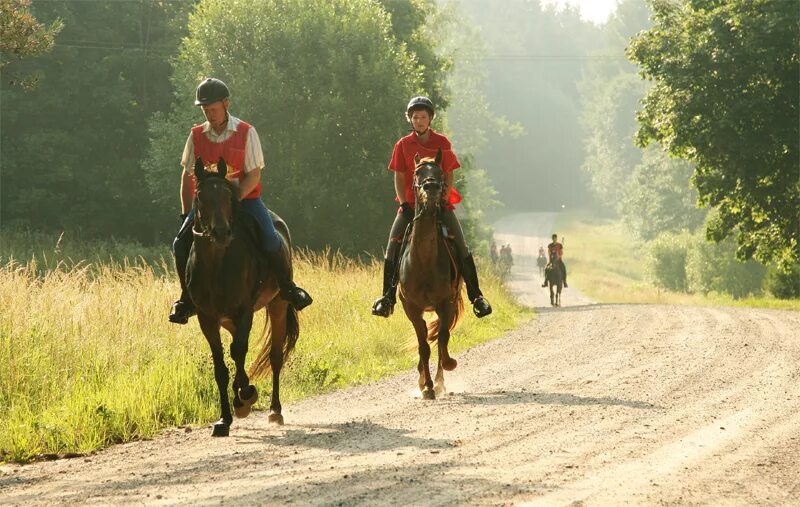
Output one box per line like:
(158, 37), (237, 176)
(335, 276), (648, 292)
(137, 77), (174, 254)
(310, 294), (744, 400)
(394, 219), (460, 285)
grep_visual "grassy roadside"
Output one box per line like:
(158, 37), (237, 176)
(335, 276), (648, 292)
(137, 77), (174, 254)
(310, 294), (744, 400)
(0, 233), (532, 462)
(555, 211), (800, 311)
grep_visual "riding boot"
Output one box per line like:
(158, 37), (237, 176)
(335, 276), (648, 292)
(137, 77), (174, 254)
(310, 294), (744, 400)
(371, 259), (397, 318)
(265, 249), (313, 310)
(462, 254), (492, 318)
(168, 254), (195, 324)
(561, 262), (568, 288)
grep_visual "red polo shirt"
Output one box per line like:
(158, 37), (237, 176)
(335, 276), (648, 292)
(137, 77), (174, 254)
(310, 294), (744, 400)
(388, 130), (462, 209)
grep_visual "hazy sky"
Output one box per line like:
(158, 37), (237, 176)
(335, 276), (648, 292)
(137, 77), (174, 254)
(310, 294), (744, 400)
(540, 0), (619, 24)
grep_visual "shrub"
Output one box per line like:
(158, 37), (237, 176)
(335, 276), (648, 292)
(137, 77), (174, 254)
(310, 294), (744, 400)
(646, 231), (692, 292)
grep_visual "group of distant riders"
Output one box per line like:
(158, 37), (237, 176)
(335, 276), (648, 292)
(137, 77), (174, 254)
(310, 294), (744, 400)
(168, 78), (494, 325)
(490, 235), (568, 289)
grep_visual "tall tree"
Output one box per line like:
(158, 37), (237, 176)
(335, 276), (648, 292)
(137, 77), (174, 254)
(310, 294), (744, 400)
(143, 0), (422, 253)
(629, 0), (800, 269)
(0, 1), (193, 241)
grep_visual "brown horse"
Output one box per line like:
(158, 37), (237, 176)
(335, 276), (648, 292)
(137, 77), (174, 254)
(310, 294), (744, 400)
(187, 157), (299, 436)
(398, 150), (464, 400)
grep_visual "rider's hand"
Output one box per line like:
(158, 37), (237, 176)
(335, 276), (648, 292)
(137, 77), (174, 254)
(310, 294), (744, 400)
(400, 202), (414, 221)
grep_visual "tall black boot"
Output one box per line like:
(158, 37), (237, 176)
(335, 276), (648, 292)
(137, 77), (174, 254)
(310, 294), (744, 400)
(169, 253), (195, 324)
(371, 258), (397, 318)
(462, 254), (492, 318)
(265, 249), (313, 310)
(561, 262), (568, 288)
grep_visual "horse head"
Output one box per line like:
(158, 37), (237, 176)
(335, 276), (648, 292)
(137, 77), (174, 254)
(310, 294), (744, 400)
(412, 149), (444, 218)
(192, 157), (238, 246)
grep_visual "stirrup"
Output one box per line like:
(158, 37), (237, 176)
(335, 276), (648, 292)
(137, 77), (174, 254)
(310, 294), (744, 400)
(282, 286), (313, 310)
(371, 295), (395, 318)
(169, 299), (195, 325)
(471, 295), (492, 318)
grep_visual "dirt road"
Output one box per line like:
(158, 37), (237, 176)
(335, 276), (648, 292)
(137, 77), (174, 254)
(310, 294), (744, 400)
(2, 214), (799, 506)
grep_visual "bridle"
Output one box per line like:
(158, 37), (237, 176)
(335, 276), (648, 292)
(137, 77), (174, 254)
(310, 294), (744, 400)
(191, 175), (236, 243)
(412, 162), (444, 222)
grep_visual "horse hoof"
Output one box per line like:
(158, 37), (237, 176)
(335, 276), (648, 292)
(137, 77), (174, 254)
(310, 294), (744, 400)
(434, 383), (446, 396)
(234, 402), (251, 419)
(268, 412), (284, 425)
(421, 388), (436, 400)
(442, 357), (458, 371)
(211, 420), (230, 437)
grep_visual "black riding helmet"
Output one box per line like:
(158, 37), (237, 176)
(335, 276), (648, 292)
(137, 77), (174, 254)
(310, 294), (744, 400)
(194, 78), (230, 105)
(406, 96), (435, 119)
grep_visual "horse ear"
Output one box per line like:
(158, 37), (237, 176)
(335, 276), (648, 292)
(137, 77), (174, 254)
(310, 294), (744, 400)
(414, 153), (421, 166)
(435, 148), (442, 165)
(217, 157), (227, 178)
(194, 158), (205, 180)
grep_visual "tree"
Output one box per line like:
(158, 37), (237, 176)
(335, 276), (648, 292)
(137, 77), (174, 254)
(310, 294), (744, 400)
(0, 1), (193, 241)
(0, 0), (63, 87)
(622, 145), (706, 240)
(629, 0), (800, 270)
(143, 0), (422, 253)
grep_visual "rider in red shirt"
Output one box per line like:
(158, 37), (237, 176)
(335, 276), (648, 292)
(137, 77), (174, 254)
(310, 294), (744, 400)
(542, 233), (568, 288)
(371, 96), (492, 319)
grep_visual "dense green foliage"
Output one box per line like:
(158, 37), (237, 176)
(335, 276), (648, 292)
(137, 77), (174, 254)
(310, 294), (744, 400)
(629, 0), (800, 270)
(622, 145), (705, 240)
(647, 228), (767, 298)
(0, 0), (63, 87)
(0, 0), (193, 242)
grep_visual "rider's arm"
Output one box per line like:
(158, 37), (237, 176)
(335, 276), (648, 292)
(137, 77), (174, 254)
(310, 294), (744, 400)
(238, 167), (262, 200)
(394, 171), (407, 204)
(180, 170), (193, 215)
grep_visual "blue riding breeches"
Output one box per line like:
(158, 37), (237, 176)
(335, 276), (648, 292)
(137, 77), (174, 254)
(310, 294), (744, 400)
(173, 198), (282, 279)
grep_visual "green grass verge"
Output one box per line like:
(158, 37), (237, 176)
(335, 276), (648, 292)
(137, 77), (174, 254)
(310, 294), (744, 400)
(555, 211), (800, 311)
(0, 231), (531, 462)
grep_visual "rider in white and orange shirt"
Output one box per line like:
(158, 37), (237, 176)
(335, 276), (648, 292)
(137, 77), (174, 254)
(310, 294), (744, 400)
(168, 78), (312, 324)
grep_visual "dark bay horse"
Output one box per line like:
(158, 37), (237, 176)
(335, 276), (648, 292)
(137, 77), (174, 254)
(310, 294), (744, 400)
(398, 150), (464, 400)
(544, 252), (563, 307)
(187, 157), (299, 436)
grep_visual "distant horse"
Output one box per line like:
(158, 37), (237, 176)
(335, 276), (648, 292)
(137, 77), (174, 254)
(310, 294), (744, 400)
(544, 252), (563, 307)
(187, 157), (299, 436)
(536, 253), (547, 276)
(398, 150), (464, 400)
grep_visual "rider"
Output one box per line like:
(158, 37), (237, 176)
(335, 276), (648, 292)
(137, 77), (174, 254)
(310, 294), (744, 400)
(541, 233), (568, 288)
(538, 245), (546, 259)
(490, 241), (499, 264)
(168, 77), (313, 324)
(371, 96), (492, 319)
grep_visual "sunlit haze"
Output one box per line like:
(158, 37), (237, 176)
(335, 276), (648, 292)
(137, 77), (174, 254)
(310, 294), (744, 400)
(540, 0), (618, 24)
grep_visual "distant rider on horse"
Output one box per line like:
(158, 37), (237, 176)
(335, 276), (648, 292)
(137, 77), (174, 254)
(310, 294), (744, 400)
(168, 77), (313, 324)
(541, 233), (568, 288)
(371, 96), (492, 319)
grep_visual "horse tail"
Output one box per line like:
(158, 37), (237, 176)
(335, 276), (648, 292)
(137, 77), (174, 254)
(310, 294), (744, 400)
(248, 303), (300, 380)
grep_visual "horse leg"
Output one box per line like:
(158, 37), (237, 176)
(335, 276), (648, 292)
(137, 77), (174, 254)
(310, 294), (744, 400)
(405, 305), (434, 399)
(198, 313), (232, 437)
(434, 358), (446, 397)
(267, 300), (289, 425)
(549, 282), (555, 306)
(435, 305), (457, 372)
(230, 312), (258, 419)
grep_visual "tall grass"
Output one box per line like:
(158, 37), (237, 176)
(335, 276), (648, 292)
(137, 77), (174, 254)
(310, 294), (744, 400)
(0, 231), (531, 462)
(556, 212), (800, 311)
